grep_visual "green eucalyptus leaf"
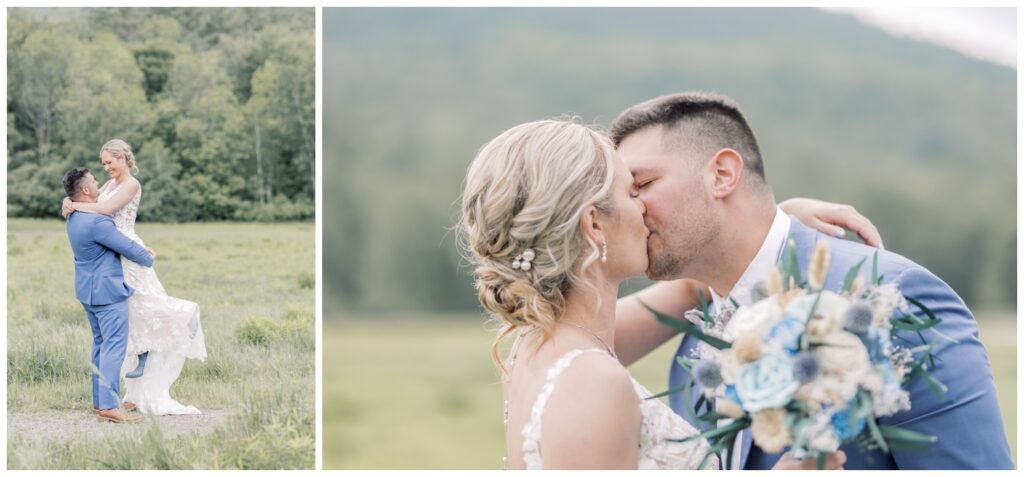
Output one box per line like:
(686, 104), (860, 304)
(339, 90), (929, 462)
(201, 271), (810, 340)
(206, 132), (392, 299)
(698, 288), (712, 325)
(878, 425), (938, 444)
(782, 238), (802, 289)
(639, 299), (732, 350)
(842, 258), (867, 294)
(645, 383), (689, 401)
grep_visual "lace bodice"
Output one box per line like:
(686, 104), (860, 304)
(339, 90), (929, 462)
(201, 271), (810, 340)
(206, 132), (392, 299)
(97, 180), (141, 233)
(513, 348), (717, 470)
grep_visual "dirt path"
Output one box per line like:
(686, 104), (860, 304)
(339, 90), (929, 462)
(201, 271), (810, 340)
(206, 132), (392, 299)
(7, 408), (231, 442)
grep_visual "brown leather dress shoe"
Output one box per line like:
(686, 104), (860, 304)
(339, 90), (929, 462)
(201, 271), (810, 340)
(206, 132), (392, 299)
(96, 407), (142, 423)
(93, 402), (137, 414)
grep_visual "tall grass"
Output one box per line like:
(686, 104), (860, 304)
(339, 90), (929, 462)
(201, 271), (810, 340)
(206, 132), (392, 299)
(7, 219), (314, 469)
(324, 313), (1016, 469)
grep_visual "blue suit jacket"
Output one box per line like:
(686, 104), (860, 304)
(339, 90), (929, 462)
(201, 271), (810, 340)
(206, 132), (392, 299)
(66, 211), (154, 306)
(668, 216), (1013, 469)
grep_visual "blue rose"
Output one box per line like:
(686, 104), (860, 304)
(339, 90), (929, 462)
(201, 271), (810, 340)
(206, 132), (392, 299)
(766, 316), (804, 355)
(736, 353), (800, 413)
(725, 384), (743, 407)
(831, 409), (867, 441)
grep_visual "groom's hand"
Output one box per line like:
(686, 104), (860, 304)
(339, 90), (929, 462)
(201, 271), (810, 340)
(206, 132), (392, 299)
(146, 247), (156, 258)
(773, 450), (846, 470)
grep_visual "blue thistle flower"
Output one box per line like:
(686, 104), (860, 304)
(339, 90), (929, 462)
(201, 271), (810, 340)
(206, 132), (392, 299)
(693, 360), (723, 390)
(792, 351), (821, 383)
(843, 301), (875, 334)
(749, 280), (770, 302)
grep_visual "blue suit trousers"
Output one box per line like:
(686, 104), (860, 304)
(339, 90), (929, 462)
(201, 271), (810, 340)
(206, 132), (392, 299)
(83, 300), (129, 410)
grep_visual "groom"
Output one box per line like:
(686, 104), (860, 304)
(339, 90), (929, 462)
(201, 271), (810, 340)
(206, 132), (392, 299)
(610, 92), (1013, 469)
(63, 167), (154, 423)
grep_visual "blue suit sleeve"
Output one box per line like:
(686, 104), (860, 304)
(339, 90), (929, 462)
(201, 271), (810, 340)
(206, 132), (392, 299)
(93, 216), (154, 268)
(880, 267), (1012, 469)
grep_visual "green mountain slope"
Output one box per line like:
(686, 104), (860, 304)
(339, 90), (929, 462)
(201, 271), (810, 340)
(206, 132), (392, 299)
(324, 8), (1015, 313)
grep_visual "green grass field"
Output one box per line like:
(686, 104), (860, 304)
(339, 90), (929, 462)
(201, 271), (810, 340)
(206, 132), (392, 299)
(324, 312), (1016, 469)
(7, 219), (315, 470)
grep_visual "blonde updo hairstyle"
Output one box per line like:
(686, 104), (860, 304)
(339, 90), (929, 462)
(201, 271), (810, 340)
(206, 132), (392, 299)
(100, 139), (139, 174)
(459, 119), (618, 373)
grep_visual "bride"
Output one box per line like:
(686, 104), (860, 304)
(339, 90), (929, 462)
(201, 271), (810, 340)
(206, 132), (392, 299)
(459, 120), (849, 470)
(62, 139), (207, 415)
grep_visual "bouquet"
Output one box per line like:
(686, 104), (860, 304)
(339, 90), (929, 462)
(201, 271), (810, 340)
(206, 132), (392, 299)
(642, 239), (949, 469)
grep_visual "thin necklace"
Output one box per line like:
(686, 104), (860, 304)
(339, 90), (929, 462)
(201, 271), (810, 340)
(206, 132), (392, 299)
(562, 321), (617, 359)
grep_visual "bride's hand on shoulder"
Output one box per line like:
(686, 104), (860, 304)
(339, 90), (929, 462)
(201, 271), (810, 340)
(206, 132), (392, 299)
(773, 450), (847, 470)
(61, 197), (74, 219)
(778, 198), (883, 249)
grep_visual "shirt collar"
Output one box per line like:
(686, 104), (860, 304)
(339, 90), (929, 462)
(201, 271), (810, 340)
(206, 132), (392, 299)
(710, 207), (791, 310)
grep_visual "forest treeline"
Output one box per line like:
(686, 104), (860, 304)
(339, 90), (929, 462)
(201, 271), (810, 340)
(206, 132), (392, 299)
(8, 8), (315, 222)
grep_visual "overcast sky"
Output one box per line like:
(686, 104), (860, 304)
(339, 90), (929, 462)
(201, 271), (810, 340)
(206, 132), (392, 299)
(825, 7), (1016, 69)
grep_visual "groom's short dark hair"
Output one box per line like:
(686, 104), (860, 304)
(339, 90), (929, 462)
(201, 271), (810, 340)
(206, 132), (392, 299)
(610, 91), (766, 183)
(62, 167), (91, 198)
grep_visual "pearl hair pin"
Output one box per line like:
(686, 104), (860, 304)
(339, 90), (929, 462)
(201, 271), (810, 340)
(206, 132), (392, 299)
(512, 248), (536, 271)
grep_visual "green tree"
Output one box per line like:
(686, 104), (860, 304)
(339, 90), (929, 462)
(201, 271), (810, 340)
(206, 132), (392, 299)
(8, 16), (73, 162)
(55, 31), (152, 166)
(8, 8), (314, 223)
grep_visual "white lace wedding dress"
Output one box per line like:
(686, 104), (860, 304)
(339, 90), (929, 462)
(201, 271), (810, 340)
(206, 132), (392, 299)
(509, 348), (717, 470)
(98, 181), (207, 415)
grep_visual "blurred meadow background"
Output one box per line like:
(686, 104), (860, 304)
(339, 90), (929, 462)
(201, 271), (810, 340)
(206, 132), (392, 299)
(323, 7), (1016, 469)
(7, 8), (314, 469)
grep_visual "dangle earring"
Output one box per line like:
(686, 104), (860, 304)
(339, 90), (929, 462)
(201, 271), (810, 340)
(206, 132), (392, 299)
(601, 239), (608, 263)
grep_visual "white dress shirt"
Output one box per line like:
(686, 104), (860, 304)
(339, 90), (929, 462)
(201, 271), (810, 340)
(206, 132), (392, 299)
(709, 207), (791, 312)
(710, 207), (791, 469)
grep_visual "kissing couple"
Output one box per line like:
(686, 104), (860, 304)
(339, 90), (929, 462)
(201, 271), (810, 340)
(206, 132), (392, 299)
(62, 139), (207, 423)
(459, 92), (1012, 469)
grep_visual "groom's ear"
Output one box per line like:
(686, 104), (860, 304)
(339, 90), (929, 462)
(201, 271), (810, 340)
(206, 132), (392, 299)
(708, 148), (744, 199)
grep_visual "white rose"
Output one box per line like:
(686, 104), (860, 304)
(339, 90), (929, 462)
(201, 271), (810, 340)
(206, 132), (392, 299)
(817, 331), (871, 379)
(723, 297), (784, 342)
(787, 291), (851, 339)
